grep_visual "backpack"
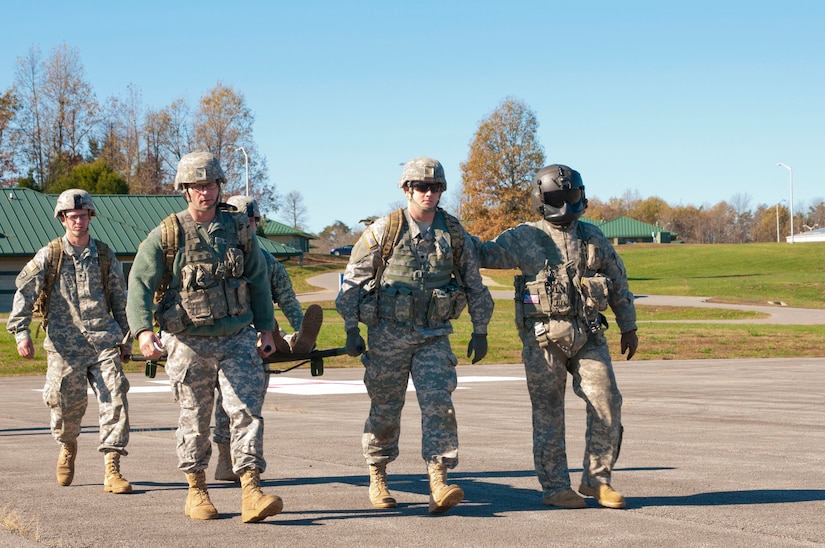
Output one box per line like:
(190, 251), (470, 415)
(377, 207), (465, 287)
(32, 237), (111, 330)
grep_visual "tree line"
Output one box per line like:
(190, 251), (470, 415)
(0, 43), (278, 214)
(2, 45), (821, 248)
(456, 97), (824, 244)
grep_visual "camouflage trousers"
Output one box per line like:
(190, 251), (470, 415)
(519, 324), (623, 497)
(43, 346), (130, 453)
(161, 327), (268, 474)
(362, 322), (459, 468)
(212, 329), (287, 444)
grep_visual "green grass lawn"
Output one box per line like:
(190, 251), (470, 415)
(2, 242), (823, 376)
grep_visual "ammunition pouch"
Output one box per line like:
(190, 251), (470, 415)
(580, 274), (611, 312)
(514, 270), (575, 328)
(427, 281), (467, 328)
(375, 282), (466, 329)
(157, 262), (250, 332)
(357, 280), (379, 327)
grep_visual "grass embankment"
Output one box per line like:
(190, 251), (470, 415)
(1, 242), (823, 375)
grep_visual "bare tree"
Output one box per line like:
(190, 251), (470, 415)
(98, 83), (144, 189)
(13, 47), (46, 187)
(191, 82), (276, 212)
(0, 87), (19, 182)
(13, 44), (99, 190)
(280, 190), (308, 229)
(317, 220), (356, 253)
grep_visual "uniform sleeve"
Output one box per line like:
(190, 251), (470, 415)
(244, 229), (276, 333)
(6, 247), (49, 343)
(335, 218), (384, 333)
(602, 239), (637, 333)
(472, 228), (524, 270)
(457, 228), (494, 334)
(126, 229), (166, 336)
(269, 256), (303, 331)
(581, 225), (637, 333)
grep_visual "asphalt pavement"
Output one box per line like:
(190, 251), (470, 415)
(1, 271), (823, 546)
(1, 358), (823, 547)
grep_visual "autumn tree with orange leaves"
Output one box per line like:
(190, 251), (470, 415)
(457, 97), (545, 240)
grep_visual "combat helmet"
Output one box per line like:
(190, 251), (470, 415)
(530, 164), (588, 225)
(226, 195), (260, 219)
(398, 157), (447, 190)
(54, 189), (96, 219)
(174, 151), (226, 190)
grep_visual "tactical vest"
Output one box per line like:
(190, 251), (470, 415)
(155, 210), (252, 333)
(374, 211), (466, 327)
(514, 223), (612, 337)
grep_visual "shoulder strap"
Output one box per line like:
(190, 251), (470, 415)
(376, 208), (405, 283)
(95, 239), (112, 313)
(439, 208), (466, 288)
(32, 238), (64, 330)
(231, 211), (253, 253)
(156, 213), (180, 304)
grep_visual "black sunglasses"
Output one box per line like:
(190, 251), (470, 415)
(409, 181), (446, 193)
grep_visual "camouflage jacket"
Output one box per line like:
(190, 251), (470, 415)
(336, 208), (493, 336)
(7, 236), (130, 355)
(263, 251), (303, 331)
(126, 210), (275, 338)
(474, 219), (637, 334)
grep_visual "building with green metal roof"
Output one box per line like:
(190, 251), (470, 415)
(0, 188), (301, 311)
(261, 219), (316, 254)
(580, 215), (676, 244)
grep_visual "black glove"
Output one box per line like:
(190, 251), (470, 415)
(466, 333), (488, 364)
(346, 328), (366, 357)
(620, 329), (638, 361)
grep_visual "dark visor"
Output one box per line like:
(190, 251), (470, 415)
(543, 188), (582, 208)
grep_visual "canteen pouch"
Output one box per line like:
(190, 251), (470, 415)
(580, 274), (611, 311)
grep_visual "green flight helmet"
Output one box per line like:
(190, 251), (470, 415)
(530, 164), (588, 225)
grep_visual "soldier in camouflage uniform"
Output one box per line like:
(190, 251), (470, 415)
(473, 164), (638, 510)
(126, 152), (283, 523)
(336, 157), (494, 514)
(209, 195), (322, 482)
(7, 189), (133, 494)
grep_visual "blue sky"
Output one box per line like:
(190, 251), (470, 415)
(1, 1), (823, 234)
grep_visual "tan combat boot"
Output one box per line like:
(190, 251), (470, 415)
(578, 482), (626, 509)
(543, 488), (586, 508)
(185, 471), (218, 520)
(56, 440), (77, 486)
(291, 304), (323, 354)
(103, 451), (133, 494)
(214, 442), (239, 482)
(240, 468), (283, 523)
(368, 464), (397, 509)
(427, 463), (464, 514)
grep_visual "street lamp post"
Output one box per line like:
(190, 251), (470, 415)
(775, 199), (786, 243)
(236, 147), (249, 196)
(776, 163), (793, 243)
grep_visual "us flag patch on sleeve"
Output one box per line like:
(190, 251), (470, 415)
(364, 229), (378, 249)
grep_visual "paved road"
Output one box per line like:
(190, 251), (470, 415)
(1, 358), (824, 547)
(302, 272), (825, 325)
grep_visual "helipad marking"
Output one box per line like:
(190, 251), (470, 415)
(49, 375), (526, 396)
